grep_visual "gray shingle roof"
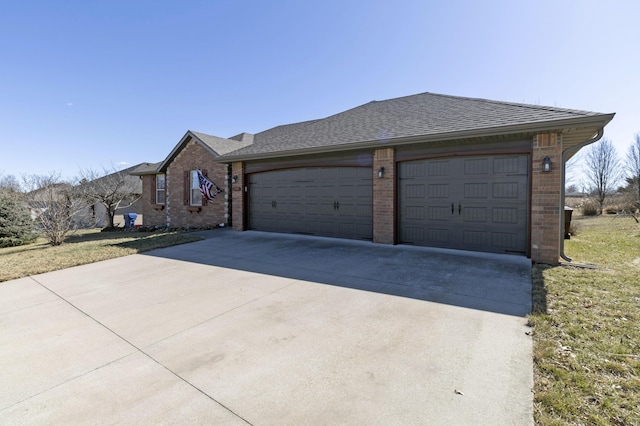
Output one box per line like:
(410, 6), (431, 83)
(191, 131), (253, 155)
(129, 162), (162, 175)
(220, 92), (614, 160)
(83, 163), (145, 194)
(156, 130), (255, 172)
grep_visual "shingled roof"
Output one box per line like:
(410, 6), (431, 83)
(129, 162), (162, 176)
(220, 92), (614, 161)
(156, 130), (253, 172)
(190, 131), (253, 155)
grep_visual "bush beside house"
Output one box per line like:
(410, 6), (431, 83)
(0, 190), (37, 247)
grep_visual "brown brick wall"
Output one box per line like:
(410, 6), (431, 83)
(373, 148), (395, 244)
(165, 141), (227, 228)
(231, 161), (245, 231)
(531, 133), (562, 264)
(140, 175), (167, 226)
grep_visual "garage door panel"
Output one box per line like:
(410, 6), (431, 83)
(405, 184), (425, 198)
(355, 203), (373, 218)
(428, 183), (450, 198)
(427, 228), (450, 244)
(463, 207), (488, 223)
(428, 206), (450, 221)
(493, 157), (520, 173)
(401, 162), (426, 178)
(401, 227), (424, 243)
(427, 160), (451, 176)
(462, 230), (489, 247)
(492, 207), (519, 224)
(464, 183), (489, 199)
(275, 186), (289, 197)
(492, 182), (521, 198)
(287, 202), (304, 215)
(249, 167), (372, 240)
(404, 205), (424, 220)
(491, 232), (520, 250)
(463, 158), (489, 175)
(399, 155), (529, 254)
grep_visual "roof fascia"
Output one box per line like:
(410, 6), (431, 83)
(129, 169), (159, 176)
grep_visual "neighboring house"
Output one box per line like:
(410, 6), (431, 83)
(79, 164), (144, 227)
(133, 92), (615, 264)
(26, 183), (74, 221)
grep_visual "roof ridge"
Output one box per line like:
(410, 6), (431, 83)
(190, 130), (233, 141)
(257, 118), (322, 133)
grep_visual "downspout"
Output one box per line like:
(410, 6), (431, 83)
(560, 128), (604, 262)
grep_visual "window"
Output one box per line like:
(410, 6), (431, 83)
(155, 174), (165, 205)
(190, 170), (202, 206)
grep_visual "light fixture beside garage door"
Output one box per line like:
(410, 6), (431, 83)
(378, 167), (385, 178)
(542, 156), (552, 172)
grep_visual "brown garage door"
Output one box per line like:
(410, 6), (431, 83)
(248, 167), (372, 240)
(399, 155), (529, 254)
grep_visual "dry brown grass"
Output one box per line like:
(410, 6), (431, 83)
(530, 215), (640, 425)
(0, 229), (202, 282)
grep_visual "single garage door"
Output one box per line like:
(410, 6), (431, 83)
(399, 155), (529, 254)
(248, 167), (372, 240)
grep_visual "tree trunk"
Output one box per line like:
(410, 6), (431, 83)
(108, 209), (115, 228)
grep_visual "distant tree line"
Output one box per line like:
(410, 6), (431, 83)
(570, 134), (640, 220)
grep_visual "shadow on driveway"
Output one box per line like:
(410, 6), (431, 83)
(144, 229), (532, 316)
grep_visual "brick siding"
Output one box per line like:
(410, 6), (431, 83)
(140, 175), (167, 226)
(530, 133), (562, 264)
(373, 148), (395, 244)
(165, 141), (227, 228)
(231, 161), (245, 231)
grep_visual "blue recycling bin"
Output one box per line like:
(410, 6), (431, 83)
(123, 213), (137, 228)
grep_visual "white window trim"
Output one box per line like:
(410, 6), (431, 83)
(190, 170), (202, 206)
(155, 174), (165, 205)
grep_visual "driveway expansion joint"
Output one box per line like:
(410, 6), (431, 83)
(28, 276), (254, 425)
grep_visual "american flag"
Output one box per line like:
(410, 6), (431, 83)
(197, 170), (221, 201)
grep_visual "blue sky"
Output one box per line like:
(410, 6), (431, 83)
(1, 1), (638, 183)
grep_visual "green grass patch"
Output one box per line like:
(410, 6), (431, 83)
(0, 229), (203, 282)
(531, 215), (640, 425)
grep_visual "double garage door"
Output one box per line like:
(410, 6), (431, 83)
(399, 155), (529, 254)
(248, 167), (373, 240)
(247, 155), (529, 254)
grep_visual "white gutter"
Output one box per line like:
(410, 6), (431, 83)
(560, 128), (604, 262)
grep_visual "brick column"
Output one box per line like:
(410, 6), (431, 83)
(373, 148), (395, 244)
(531, 133), (562, 264)
(231, 161), (246, 231)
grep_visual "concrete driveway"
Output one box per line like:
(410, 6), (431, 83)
(1, 230), (533, 425)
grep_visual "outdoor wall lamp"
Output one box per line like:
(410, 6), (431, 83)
(378, 167), (385, 178)
(231, 175), (238, 183)
(542, 156), (552, 173)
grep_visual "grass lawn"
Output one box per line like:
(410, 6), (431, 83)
(531, 214), (640, 425)
(0, 229), (203, 283)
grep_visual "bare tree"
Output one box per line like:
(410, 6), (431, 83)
(625, 133), (640, 211)
(564, 152), (583, 190)
(583, 138), (623, 214)
(22, 173), (87, 245)
(0, 173), (22, 193)
(77, 166), (142, 228)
